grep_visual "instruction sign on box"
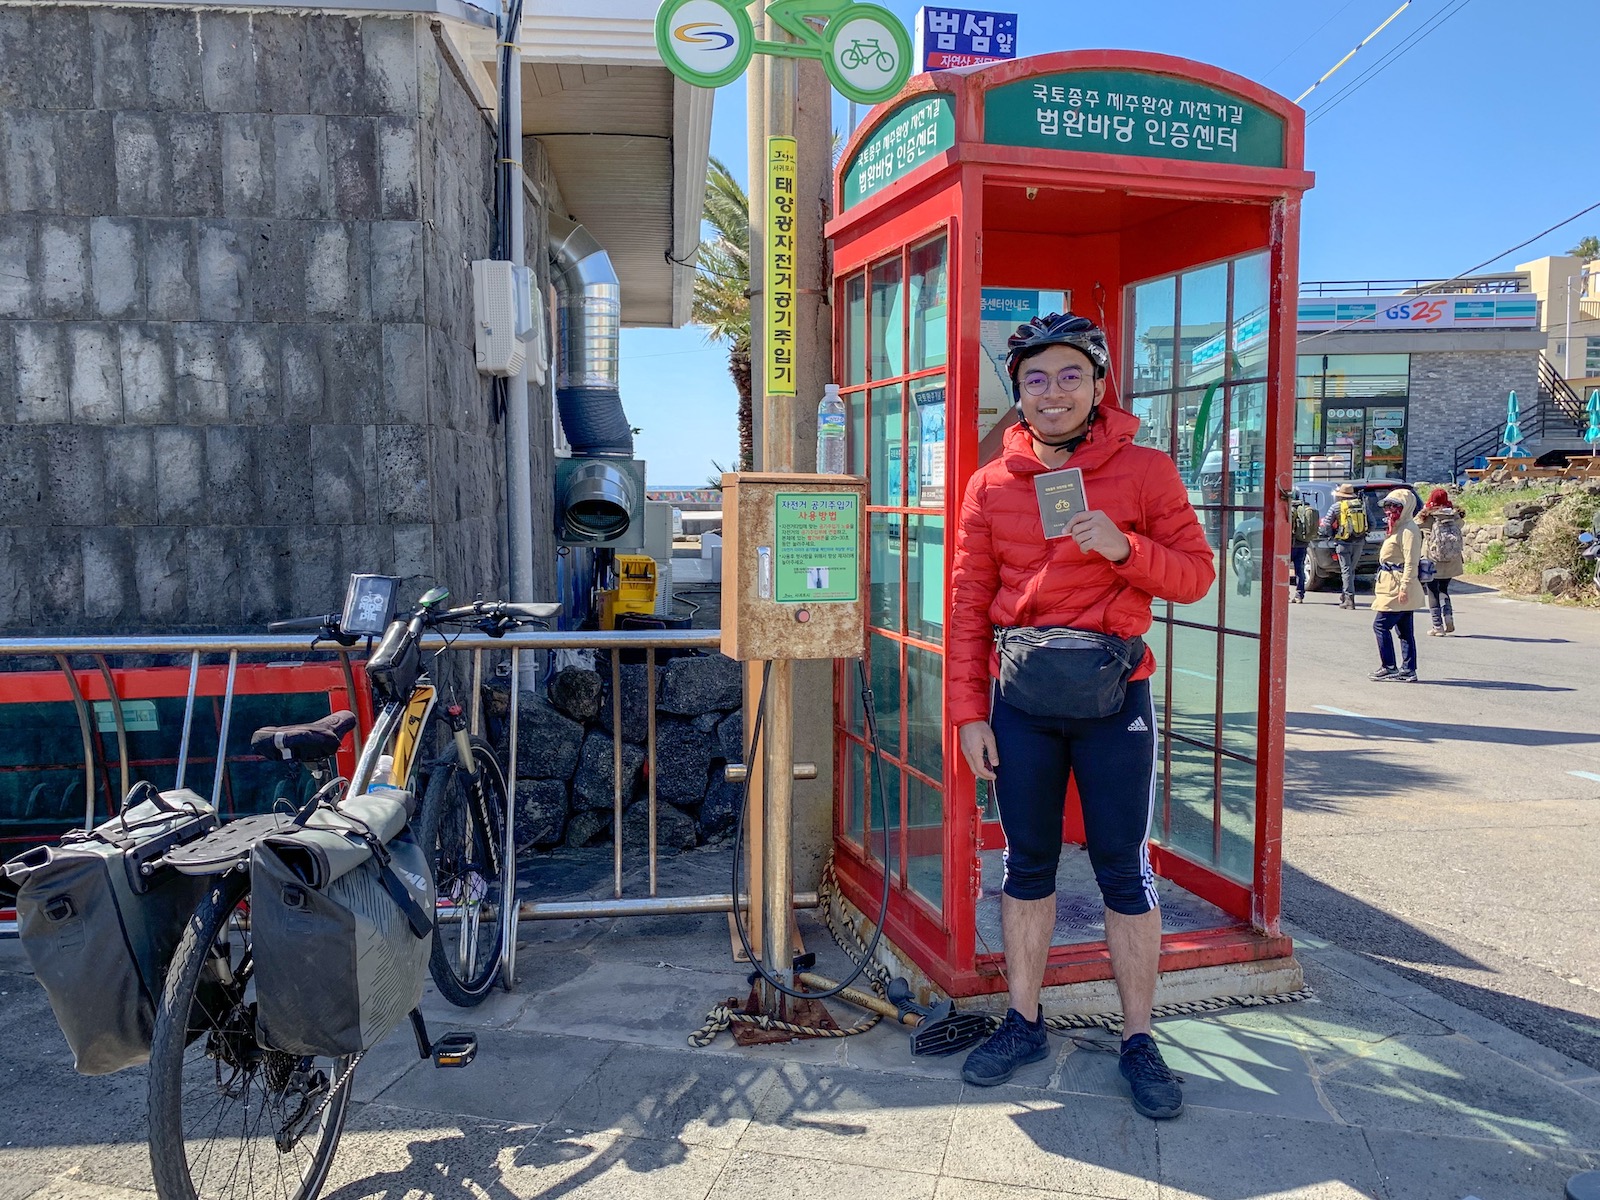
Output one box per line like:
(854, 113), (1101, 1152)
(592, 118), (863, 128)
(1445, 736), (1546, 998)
(721, 473), (867, 662)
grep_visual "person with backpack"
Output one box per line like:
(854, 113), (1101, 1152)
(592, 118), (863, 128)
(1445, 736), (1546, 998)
(1317, 483), (1368, 609)
(1417, 486), (1466, 635)
(1289, 496), (1318, 602)
(1371, 489), (1425, 682)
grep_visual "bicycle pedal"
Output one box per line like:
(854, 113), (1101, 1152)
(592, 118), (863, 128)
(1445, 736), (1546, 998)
(431, 1032), (478, 1068)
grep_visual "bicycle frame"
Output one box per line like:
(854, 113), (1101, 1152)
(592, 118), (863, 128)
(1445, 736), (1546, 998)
(758, 0), (852, 60)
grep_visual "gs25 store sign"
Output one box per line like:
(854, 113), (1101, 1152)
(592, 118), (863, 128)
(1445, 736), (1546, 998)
(1297, 293), (1540, 331)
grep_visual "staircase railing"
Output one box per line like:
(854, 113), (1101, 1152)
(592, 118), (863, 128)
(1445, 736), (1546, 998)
(1538, 352), (1587, 432)
(1452, 399), (1550, 481)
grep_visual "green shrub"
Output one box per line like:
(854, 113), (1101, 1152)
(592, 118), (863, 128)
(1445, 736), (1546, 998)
(1467, 541), (1506, 574)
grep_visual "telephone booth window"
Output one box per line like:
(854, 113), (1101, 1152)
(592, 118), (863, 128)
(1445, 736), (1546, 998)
(838, 231), (953, 923)
(1124, 248), (1274, 886)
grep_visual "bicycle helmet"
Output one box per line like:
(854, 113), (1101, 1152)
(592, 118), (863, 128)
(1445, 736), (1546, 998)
(1005, 312), (1111, 447)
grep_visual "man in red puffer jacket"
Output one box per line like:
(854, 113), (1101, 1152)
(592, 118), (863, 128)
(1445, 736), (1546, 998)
(949, 313), (1214, 1120)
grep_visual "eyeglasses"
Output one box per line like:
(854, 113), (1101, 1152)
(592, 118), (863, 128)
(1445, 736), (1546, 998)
(1020, 368), (1091, 397)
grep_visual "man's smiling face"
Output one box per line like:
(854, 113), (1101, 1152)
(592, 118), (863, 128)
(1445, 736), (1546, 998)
(1016, 343), (1106, 443)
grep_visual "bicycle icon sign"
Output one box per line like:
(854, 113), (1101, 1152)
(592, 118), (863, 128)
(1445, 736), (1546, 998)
(655, 0), (912, 105)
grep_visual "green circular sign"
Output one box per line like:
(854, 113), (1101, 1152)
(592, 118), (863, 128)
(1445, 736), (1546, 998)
(655, 0), (911, 106)
(655, 0), (755, 90)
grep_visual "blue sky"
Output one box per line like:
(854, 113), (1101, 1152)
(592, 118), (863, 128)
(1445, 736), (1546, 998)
(621, 0), (1600, 485)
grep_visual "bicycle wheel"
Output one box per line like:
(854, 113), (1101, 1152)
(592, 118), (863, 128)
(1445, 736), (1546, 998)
(149, 871), (354, 1200)
(418, 735), (511, 1006)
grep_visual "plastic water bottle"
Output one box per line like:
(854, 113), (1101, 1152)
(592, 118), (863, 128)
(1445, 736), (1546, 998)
(816, 384), (847, 474)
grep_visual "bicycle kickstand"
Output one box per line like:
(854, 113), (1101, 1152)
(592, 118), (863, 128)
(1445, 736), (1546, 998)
(408, 1008), (479, 1069)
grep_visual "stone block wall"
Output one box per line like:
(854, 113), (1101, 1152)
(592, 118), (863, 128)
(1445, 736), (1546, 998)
(0, 7), (557, 632)
(1406, 349), (1542, 484)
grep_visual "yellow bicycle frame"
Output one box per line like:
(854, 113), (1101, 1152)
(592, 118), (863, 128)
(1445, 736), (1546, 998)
(387, 685), (435, 787)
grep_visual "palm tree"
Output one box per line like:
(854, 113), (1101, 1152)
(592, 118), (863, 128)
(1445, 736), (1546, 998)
(1568, 235), (1599, 263)
(691, 158), (753, 471)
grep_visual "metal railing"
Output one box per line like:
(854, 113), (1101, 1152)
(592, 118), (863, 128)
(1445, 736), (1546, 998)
(1453, 354), (1592, 479)
(1293, 444), (1354, 480)
(1538, 352), (1589, 432)
(0, 628), (820, 969)
(1301, 275), (1529, 297)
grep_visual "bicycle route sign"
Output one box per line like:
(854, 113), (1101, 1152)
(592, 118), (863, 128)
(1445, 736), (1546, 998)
(655, 0), (912, 105)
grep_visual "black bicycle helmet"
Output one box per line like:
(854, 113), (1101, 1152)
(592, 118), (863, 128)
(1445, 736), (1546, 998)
(1005, 312), (1111, 397)
(1005, 312), (1111, 448)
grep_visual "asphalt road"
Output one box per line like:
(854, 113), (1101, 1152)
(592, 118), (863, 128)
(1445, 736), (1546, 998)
(1280, 574), (1600, 1069)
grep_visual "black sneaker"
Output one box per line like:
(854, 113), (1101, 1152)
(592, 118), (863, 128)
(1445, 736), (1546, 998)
(961, 1008), (1049, 1086)
(1119, 1033), (1183, 1120)
(1369, 666), (1397, 681)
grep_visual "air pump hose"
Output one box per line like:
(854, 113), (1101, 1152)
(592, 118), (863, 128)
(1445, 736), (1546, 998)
(729, 659), (894, 1002)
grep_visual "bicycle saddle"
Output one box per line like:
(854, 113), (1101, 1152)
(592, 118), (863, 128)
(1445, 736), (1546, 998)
(251, 710), (357, 762)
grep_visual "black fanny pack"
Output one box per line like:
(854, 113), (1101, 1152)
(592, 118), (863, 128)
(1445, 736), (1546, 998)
(994, 626), (1145, 719)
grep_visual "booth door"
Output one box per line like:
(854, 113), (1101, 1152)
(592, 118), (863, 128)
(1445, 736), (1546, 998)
(837, 228), (953, 924)
(1125, 250), (1271, 902)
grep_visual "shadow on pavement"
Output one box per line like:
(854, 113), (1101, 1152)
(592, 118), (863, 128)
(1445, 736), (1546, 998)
(1283, 744), (1446, 811)
(1420, 679), (1577, 691)
(1285, 862), (1600, 1072)
(1288, 710), (1596, 748)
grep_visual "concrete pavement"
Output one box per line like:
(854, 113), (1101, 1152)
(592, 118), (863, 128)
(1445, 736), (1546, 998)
(5, 840), (1600, 1200)
(1280, 578), (1600, 1070)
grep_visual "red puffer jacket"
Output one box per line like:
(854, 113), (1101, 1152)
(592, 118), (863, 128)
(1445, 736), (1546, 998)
(948, 405), (1216, 728)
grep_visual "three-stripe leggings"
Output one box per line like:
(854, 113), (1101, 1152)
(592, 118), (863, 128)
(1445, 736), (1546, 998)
(990, 678), (1159, 915)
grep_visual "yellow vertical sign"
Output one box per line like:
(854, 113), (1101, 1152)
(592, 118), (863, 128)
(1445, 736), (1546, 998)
(765, 136), (797, 397)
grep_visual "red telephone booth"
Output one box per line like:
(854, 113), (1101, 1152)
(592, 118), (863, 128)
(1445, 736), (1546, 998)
(828, 51), (1313, 999)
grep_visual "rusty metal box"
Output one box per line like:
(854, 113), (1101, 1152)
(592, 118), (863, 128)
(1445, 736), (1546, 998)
(719, 473), (868, 662)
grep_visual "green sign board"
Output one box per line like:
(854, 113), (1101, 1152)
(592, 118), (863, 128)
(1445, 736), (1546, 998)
(842, 92), (956, 211)
(984, 70), (1285, 169)
(773, 492), (860, 603)
(93, 700), (160, 732)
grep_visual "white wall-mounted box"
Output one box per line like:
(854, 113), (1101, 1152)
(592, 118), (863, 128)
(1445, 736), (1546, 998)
(471, 259), (528, 377)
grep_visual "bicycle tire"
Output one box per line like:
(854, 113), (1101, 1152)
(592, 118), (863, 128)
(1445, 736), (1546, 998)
(149, 871), (353, 1200)
(418, 735), (511, 1006)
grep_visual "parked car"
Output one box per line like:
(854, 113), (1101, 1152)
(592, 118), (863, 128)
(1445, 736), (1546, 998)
(1227, 479), (1421, 596)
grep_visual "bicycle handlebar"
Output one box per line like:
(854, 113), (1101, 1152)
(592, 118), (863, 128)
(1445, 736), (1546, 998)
(267, 614), (340, 633)
(430, 600), (562, 625)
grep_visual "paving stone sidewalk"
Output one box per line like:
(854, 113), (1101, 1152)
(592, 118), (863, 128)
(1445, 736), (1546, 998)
(4, 848), (1598, 1199)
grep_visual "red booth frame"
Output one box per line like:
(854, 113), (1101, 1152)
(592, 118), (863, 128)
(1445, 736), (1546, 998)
(827, 51), (1313, 998)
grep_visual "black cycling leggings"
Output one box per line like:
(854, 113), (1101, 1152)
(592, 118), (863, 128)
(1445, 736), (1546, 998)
(990, 678), (1158, 915)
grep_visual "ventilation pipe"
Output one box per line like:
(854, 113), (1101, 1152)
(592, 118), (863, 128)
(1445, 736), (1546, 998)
(548, 214), (638, 543)
(548, 215), (635, 458)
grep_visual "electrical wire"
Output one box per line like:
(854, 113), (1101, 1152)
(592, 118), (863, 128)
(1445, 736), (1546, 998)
(1306, 0), (1472, 124)
(729, 659), (894, 1002)
(1259, 0), (1361, 84)
(1299, 198), (1600, 346)
(1294, 0), (1412, 105)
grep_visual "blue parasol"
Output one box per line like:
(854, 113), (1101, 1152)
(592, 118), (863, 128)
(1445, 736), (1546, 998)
(1502, 390), (1525, 456)
(1585, 389), (1600, 447)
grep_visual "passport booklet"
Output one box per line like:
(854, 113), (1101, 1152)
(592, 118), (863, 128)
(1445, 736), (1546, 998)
(1034, 467), (1088, 538)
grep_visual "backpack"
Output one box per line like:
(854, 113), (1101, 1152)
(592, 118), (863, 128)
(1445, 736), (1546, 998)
(1428, 518), (1463, 565)
(1290, 501), (1318, 546)
(1334, 499), (1368, 540)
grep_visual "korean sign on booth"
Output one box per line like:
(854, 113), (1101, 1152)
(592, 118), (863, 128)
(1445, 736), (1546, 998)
(914, 7), (1017, 71)
(985, 69), (1286, 169)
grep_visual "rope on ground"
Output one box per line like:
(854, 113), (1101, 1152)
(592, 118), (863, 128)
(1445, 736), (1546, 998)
(688, 854), (887, 1047)
(688, 856), (1317, 1048)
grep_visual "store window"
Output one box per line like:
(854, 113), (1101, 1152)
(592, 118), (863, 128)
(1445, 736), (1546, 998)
(837, 230), (951, 920)
(1585, 337), (1600, 377)
(1294, 354), (1411, 480)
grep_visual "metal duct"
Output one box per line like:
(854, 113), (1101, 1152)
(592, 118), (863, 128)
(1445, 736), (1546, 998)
(548, 213), (633, 458)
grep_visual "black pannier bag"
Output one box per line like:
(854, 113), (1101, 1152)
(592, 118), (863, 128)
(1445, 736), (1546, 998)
(3, 786), (219, 1075)
(249, 789), (434, 1057)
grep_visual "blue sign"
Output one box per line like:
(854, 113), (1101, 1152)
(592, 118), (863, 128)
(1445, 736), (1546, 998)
(914, 7), (1017, 71)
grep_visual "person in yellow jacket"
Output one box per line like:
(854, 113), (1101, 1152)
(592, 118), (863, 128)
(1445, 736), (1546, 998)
(1370, 488), (1424, 682)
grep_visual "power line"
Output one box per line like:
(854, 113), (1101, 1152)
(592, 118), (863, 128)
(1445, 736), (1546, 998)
(1307, 0), (1472, 124)
(1295, 0), (1413, 105)
(1298, 198), (1600, 345)
(1260, 0), (1361, 84)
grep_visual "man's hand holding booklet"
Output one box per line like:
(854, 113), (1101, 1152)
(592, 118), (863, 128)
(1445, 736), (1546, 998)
(1035, 467), (1132, 563)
